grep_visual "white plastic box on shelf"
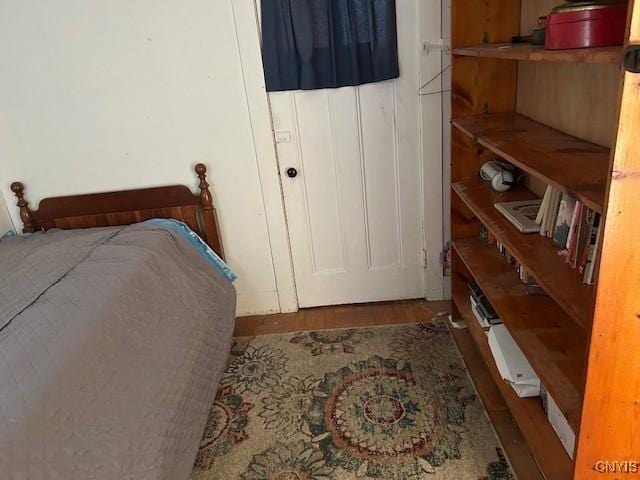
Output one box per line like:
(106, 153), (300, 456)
(541, 384), (576, 458)
(488, 324), (540, 398)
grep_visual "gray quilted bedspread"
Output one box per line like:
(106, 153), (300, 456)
(0, 223), (236, 479)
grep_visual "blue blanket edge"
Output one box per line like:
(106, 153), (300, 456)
(146, 218), (237, 283)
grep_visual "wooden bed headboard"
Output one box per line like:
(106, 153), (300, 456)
(10, 163), (224, 257)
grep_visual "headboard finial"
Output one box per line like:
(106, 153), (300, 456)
(10, 182), (35, 233)
(194, 163), (223, 257)
(195, 163), (207, 178)
(195, 163), (212, 210)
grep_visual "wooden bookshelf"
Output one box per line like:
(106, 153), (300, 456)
(453, 237), (586, 430)
(452, 43), (622, 64)
(450, 2), (640, 479)
(452, 113), (610, 213)
(451, 283), (574, 480)
(452, 178), (595, 329)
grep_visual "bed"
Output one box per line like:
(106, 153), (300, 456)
(0, 164), (236, 479)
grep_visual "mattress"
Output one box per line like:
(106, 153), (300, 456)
(0, 222), (236, 479)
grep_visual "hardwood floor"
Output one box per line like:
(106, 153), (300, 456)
(234, 299), (451, 337)
(236, 299), (537, 478)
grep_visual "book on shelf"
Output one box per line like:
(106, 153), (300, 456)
(478, 223), (549, 295)
(578, 212), (593, 274)
(533, 186), (603, 284)
(582, 213), (602, 285)
(516, 263), (529, 284)
(544, 188), (562, 238)
(478, 224), (548, 294)
(565, 201), (583, 266)
(591, 223), (604, 283)
(517, 262), (548, 296)
(516, 263), (526, 283)
(468, 282), (502, 328)
(494, 199), (542, 233)
(468, 281), (485, 302)
(572, 206), (591, 269)
(553, 193), (577, 248)
(470, 297), (492, 328)
(536, 185), (552, 225)
(537, 186), (560, 238)
(480, 224), (489, 241)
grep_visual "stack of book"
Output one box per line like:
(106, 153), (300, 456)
(469, 281), (502, 328)
(536, 186), (602, 285)
(480, 224), (547, 295)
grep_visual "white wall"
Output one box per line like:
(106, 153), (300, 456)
(0, 0), (291, 315)
(0, 193), (13, 236)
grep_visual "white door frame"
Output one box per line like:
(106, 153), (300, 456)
(232, 0), (446, 312)
(420, 0), (447, 300)
(230, 0), (298, 312)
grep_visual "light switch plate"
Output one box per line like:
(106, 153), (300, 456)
(274, 130), (291, 144)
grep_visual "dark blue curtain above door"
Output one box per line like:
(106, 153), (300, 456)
(261, 0), (399, 92)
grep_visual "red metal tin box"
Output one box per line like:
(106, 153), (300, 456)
(545, 1), (628, 50)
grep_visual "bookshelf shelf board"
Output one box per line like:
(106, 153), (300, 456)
(452, 113), (609, 213)
(453, 237), (586, 432)
(452, 178), (595, 328)
(451, 289), (574, 480)
(452, 43), (622, 64)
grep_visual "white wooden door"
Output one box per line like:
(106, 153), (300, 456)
(268, 1), (431, 308)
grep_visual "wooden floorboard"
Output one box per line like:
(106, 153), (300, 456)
(234, 299), (451, 337)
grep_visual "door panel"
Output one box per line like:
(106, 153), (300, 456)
(294, 90), (346, 274)
(358, 83), (402, 270)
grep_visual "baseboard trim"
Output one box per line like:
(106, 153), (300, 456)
(236, 290), (281, 316)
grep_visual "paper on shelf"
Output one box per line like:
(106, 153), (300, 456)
(542, 384), (576, 458)
(488, 324), (540, 398)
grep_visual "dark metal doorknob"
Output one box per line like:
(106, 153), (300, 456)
(286, 167), (298, 178)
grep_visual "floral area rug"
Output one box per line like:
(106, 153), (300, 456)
(191, 319), (514, 480)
